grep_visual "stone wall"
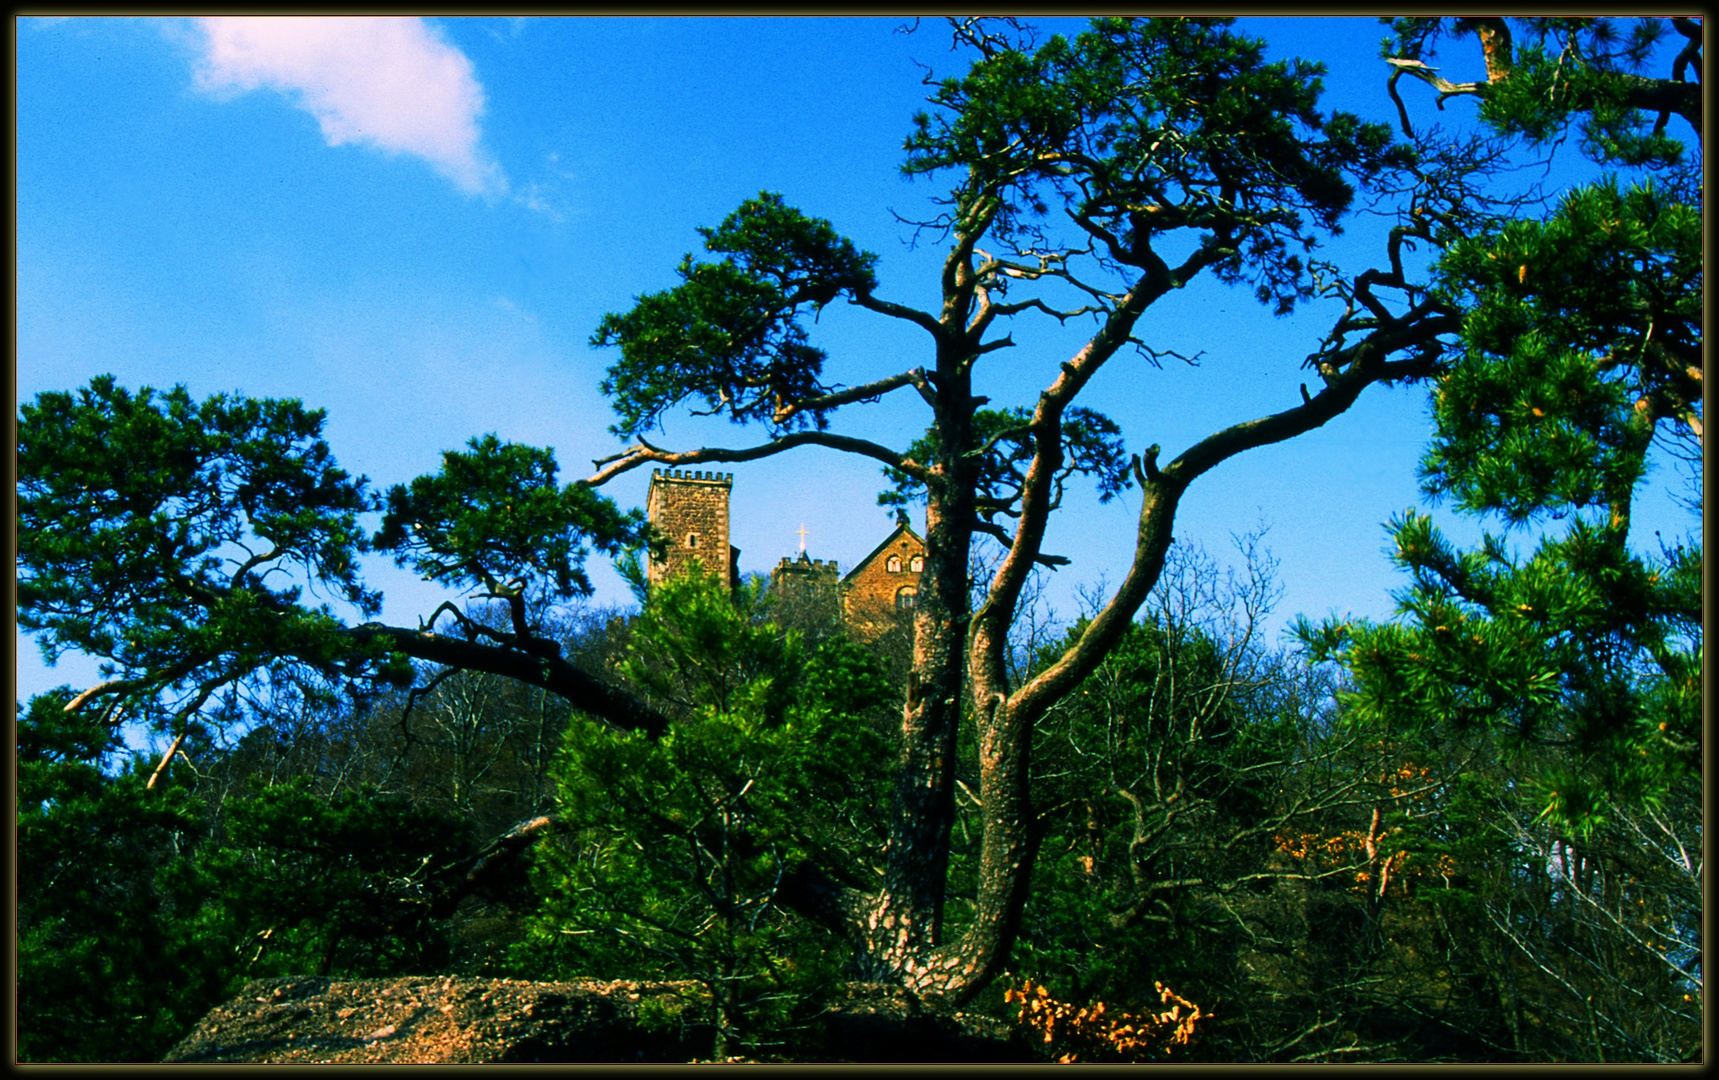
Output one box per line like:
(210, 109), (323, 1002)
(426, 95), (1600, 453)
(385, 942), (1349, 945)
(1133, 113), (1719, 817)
(646, 470), (736, 590)
(769, 554), (844, 634)
(842, 525), (925, 639)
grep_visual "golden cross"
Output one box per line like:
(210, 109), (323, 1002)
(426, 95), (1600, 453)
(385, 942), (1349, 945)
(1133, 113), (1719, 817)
(797, 523), (808, 552)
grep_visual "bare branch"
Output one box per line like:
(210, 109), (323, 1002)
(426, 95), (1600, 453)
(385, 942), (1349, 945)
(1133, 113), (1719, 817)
(343, 623), (673, 739)
(772, 370), (926, 426)
(1384, 58), (1486, 108)
(1168, 317), (1458, 489)
(64, 654), (209, 716)
(426, 814), (560, 919)
(144, 678), (223, 790)
(145, 730), (189, 791)
(972, 519), (1070, 567)
(584, 430), (922, 489)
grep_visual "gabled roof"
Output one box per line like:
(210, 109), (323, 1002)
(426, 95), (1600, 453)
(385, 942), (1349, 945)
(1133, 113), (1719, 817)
(841, 522), (925, 585)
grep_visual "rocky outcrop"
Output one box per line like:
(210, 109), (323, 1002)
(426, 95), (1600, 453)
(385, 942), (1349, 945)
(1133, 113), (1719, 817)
(162, 977), (1029, 1063)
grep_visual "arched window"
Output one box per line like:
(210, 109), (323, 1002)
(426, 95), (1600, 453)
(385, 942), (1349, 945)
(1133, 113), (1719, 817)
(687, 532), (700, 548)
(909, 555), (924, 572)
(887, 555), (902, 573)
(896, 586), (917, 610)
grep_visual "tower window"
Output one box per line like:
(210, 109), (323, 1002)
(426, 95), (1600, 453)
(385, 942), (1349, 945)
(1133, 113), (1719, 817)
(887, 555), (902, 573)
(896, 586), (917, 610)
(687, 532), (700, 548)
(910, 555), (924, 572)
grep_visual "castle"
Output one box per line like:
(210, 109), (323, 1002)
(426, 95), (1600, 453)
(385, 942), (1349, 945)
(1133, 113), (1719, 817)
(645, 468), (925, 638)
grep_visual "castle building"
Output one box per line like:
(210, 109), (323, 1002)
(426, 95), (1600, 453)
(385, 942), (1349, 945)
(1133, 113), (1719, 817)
(838, 522), (926, 639)
(646, 469), (740, 590)
(768, 551), (843, 633)
(646, 469), (923, 639)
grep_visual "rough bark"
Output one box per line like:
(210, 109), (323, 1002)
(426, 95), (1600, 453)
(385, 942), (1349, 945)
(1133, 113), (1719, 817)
(861, 292), (984, 991)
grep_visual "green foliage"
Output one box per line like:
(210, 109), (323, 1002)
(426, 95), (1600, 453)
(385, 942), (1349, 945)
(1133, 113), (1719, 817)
(1295, 178), (1702, 826)
(618, 570), (800, 719)
(17, 684), (126, 768)
(515, 567), (892, 1055)
(375, 434), (646, 601)
(906, 17), (1412, 311)
(17, 376), (380, 704)
(1298, 512), (1698, 833)
(17, 376), (648, 752)
(1010, 653), (1698, 1064)
(614, 545), (653, 608)
(200, 777), (475, 977)
(1424, 179), (1701, 521)
(594, 192), (878, 439)
(1385, 18), (1698, 174)
(880, 405), (1131, 518)
(16, 18), (1703, 1061)
(1008, 614), (1309, 1017)
(17, 683), (492, 1061)
(1301, 23), (1700, 840)
(17, 693), (229, 1062)
(1367, 733), (1701, 1061)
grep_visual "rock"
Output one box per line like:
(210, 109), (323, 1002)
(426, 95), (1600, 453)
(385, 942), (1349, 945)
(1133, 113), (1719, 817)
(161, 977), (1029, 1063)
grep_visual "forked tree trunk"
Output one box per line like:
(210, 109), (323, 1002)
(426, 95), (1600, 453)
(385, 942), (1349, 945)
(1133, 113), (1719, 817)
(858, 366), (978, 989)
(859, 454), (1188, 1005)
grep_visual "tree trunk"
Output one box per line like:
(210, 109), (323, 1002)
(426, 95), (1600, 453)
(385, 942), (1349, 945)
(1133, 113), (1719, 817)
(864, 364), (977, 976)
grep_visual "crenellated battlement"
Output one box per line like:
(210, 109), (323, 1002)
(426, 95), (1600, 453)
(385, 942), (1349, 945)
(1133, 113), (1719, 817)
(775, 555), (839, 574)
(650, 468), (733, 485)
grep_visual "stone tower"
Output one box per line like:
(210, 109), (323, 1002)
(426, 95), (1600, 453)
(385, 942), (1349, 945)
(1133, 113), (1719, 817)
(646, 469), (739, 590)
(769, 551), (843, 634)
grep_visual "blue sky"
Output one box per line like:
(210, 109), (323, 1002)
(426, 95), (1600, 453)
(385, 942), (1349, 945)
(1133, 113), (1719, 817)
(15, 16), (1698, 720)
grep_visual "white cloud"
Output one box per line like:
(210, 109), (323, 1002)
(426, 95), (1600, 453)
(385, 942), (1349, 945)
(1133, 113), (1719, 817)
(192, 16), (504, 195)
(489, 295), (538, 324)
(515, 181), (569, 223)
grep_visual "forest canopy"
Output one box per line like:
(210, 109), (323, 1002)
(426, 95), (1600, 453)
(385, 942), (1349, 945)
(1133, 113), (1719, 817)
(16, 16), (1701, 1063)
